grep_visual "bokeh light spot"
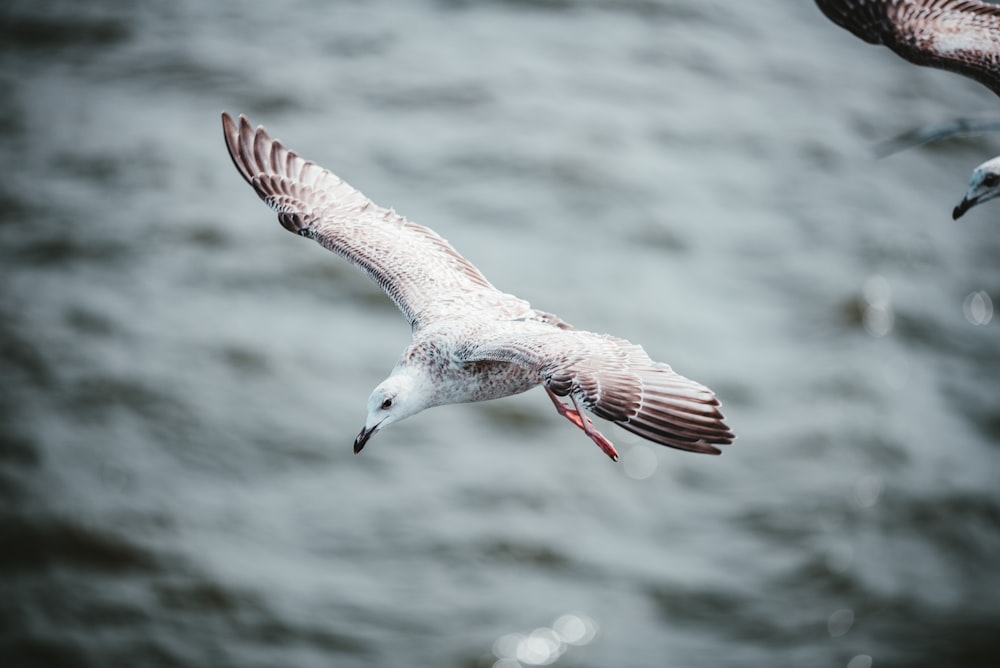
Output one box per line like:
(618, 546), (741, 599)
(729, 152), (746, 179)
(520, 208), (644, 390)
(862, 275), (893, 337)
(516, 628), (563, 665)
(493, 634), (524, 661)
(862, 304), (893, 337)
(492, 613), (598, 667)
(622, 444), (658, 480)
(847, 654), (873, 668)
(862, 275), (891, 308)
(962, 290), (993, 326)
(851, 474), (882, 509)
(828, 608), (855, 637)
(553, 613), (598, 645)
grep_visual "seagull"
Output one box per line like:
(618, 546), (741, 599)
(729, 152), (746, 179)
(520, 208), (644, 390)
(814, 0), (1000, 218)
(873, 115), (1000, 157)
(954, 153), (1000, 217)
(221, 113), (734, 462)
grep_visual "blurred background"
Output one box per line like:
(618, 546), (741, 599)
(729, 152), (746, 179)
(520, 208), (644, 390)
(1, 1), (998, 666)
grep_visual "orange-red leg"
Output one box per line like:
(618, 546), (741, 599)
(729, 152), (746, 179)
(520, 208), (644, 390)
(544, 387), (619, 461)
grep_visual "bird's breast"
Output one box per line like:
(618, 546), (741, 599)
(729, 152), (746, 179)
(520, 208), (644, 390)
(439, 359), (539, 405)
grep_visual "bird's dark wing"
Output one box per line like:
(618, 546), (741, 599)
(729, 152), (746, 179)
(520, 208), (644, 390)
(816, 0), (1000, 97)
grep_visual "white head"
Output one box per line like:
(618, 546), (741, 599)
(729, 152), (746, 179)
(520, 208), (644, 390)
(954, 156), (1000, 219)
(353, 368), (432, 453)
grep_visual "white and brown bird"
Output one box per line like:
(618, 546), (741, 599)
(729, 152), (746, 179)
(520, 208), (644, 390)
(221, 113), (733, 461)
(814, 0), (1000, 217)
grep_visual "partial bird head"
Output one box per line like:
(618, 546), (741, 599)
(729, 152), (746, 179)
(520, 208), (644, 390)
(354, 369), (430, 454)
(954, 156), (1000, 220)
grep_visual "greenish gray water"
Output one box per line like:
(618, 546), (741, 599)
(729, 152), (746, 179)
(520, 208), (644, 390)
(1, 1), (999, 667)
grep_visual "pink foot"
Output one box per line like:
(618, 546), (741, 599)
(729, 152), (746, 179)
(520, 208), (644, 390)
(544, 387), (620, 461)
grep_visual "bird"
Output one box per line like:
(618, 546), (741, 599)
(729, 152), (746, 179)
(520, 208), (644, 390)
(872, 115), (1000, 216)
(221, 113), (734, 462)
(954, 154), (1000, 217)
(873, 115), (1000, 158)
(814, 0), (1000, 218)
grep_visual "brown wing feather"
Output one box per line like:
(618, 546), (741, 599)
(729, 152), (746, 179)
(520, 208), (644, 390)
(553, 342), (734, 455)
(816, 0), (1000, 97)
(222, 112), (530, 330)
(465, 326), (734, 455)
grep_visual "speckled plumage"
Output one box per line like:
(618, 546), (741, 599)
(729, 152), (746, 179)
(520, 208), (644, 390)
(222, 113), (734, 460)
(816, 0), (1000, 94)
(815, 0), (1000, 217)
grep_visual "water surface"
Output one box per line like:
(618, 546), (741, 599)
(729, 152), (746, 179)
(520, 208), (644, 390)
(2, 1), (998, 666)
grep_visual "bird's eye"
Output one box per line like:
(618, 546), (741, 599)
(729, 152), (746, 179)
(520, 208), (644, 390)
(381, 397), (393, 410)
(983, 174), (1000, 188)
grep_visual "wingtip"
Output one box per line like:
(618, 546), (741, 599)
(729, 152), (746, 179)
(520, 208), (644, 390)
(221, 111), (262, 186)
(691, 439), (725, 456)
(221, 111), (251, 129)
(221, 111), (237, 139)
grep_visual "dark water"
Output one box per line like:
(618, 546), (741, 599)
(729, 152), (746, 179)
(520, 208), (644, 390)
(2, 1), (999, 666)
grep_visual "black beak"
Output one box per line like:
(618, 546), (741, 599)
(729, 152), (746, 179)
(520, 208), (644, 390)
(953, 197), (975, 220)
(354, 424), (379, 454)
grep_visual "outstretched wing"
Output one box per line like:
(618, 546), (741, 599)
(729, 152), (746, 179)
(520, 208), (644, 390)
(463, 323), (734, 455)
(815, 0), (1000, 97)
(873, 115), (1000, 156)
(222, 113), (531, 330)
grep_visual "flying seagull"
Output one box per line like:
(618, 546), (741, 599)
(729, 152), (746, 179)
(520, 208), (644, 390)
(814, 0), (1000, 218)
(221, 113), (734, 461)
(873, 116), (1000, 157)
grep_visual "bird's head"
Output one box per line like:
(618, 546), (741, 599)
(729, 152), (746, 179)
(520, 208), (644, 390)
(354, 370), (430, 453)
(954, 156), (1000, 219)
